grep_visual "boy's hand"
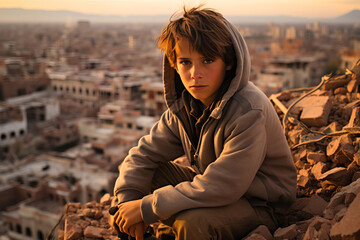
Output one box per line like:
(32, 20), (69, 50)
(128, 222), (146, 240)
(116, 199), (144, 235)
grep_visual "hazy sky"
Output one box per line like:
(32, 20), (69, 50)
(0, 0), (359, 18)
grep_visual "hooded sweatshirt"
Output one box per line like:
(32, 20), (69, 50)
(114, 20), (297, 224)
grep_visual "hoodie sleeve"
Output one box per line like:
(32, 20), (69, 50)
(113, 109), (185, 205)
(141, 108), (270, 223)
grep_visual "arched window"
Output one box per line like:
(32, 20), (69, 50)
(37, 230), (44, 240)
(25, 227), (32, 237)
(16, 224), (22, 234)
(1, 133), (6, 140)
(8, 222), (14, 231)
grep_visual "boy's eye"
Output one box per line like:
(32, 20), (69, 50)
(179, 60), (191, 65)
(203, 59), (214, 64)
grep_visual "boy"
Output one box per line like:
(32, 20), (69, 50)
(111, 6), (297, 240)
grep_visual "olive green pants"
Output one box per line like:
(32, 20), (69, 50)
(151, 161), (278, 240)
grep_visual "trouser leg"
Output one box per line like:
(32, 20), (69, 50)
(162, 198), (277, 240)
(150, 162), (278, 240)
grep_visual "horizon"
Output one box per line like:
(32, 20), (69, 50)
(0, 0), (360, 18)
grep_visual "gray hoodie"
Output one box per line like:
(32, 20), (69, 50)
(114, 20), (297, 224)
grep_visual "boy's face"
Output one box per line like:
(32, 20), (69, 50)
(175, 38), (231, 107)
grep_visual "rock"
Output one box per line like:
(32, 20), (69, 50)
(354, 151), (360, 166)
(273, 224), (297, 240)
(321, 122), (342, 134)
(330, 193), (360, 240)
(347, 79), (357, 93)
(298, 96), (332, 127)
(307, 152), (327, 165)
(326, 137), (342, 158)
(323, 179), (360, 219)
(65, 224), (83, 240)
(244, 225), (274, 240)
(334, 87), (347, 95)
(100, 193), (112, 205)
(311, 162), (329, 180)
(345, 107), (360, 129)
(319, 167), (352, 186)
(298, 172), (311, 188)
(302, 195), (328, 216)
(84, 226), (104, 238)
(353, 171), (360, 181)
(303, 216), (331, 240)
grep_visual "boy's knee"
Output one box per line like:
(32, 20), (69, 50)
(172, 209), (215, 239)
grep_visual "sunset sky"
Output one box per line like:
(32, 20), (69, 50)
(0, 0), (359, 18)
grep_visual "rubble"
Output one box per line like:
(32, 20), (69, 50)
(59, 60), (360, 240)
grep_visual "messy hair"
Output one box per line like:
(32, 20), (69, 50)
(157, 6), (236, 69)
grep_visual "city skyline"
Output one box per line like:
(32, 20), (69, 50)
(0, 0), (359, 18)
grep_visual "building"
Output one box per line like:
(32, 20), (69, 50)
(1, 155), (117, 240)
(141, 81), (166, 117)
(258, 55), (328, 91)
(0, 59), (50, 101)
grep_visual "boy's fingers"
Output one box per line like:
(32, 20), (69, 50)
(135, 224), (144, 240)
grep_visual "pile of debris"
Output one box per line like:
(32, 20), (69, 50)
(58, 194), (119, 240)
(253, 59), (360, 240)
(58, 60), (360, 240)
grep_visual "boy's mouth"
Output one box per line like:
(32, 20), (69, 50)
(190, 85), (207, 90)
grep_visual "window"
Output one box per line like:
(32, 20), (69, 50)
(19, 129), (25, 135)
(53, 86), (57, 91)
(1, 134), (6, 140)
(16, 224), (22, 234)
(148, 91), (155, 99)
(10, 131), (15, 138)
(25, 227), (32, 237)
(37, 230), (44, 240)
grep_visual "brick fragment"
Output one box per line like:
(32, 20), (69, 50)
(326, 137), (341, 157)
(321, 121), (342, 134)
(297, 96), (331, 127)
(84, 226), (103, 238)
(330, 193), (360, 240)
(274, 224), (297, 240)
(347, 79), (357, 93)
(334, 87), (347, 95)
(353, 171), (360, 182)
(65, 224), (83, 240)
(355, 151), (360, 166)
(335, 94), (349, 103)
(307, 152), (327, 165)
(345, 107), (360, 128)
(320, 167), (352, 186)
(303, 216), (331, 240)
(244, 225), (274, 240)
(302, 195), (328, 216)
(311, 162), (329, 180)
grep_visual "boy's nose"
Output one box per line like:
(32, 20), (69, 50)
(191, 65), (203, 80)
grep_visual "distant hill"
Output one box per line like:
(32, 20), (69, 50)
(335, 9), (360, 23)
(0, 8), (359, 24)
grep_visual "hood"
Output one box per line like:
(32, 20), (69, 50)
(162, 19), (251, 119)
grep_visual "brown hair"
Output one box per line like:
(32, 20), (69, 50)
(157, 6), (235, 69)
